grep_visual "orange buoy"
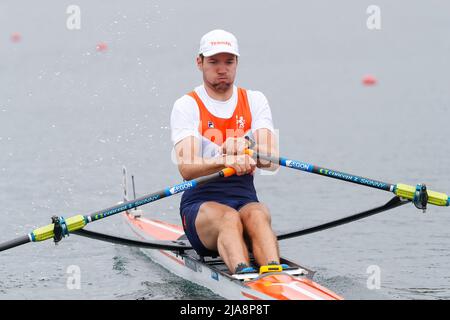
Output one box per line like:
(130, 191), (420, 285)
(96, 42), (108, 52)
(362, 75), (377, 86)
(10, 32), (21, 43)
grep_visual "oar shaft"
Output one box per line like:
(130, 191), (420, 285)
(88, 167), (235, 222)
(248, 150), (394, 192)
(0, 235), (30, 252)
(277, 196), (408, 241)
(0, 168), (236, 252)
(247, 149), (449, 206)
(280, 157), (394, 192)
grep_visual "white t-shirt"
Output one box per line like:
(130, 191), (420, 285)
(170, 85), (274, 157)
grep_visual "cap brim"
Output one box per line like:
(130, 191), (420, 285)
(202, 47), (240, 57)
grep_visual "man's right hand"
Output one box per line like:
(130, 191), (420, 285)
(223, 154), (256, 176)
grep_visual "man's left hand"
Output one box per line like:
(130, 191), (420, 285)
(222, 137), (248, 155)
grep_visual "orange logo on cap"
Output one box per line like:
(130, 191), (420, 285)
(210, 41), (232, 46)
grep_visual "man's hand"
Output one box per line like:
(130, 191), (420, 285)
(223, 154), (256, 176)
(222, 137), (248, 155)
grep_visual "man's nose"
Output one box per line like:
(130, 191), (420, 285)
(217, 64), (227, 74)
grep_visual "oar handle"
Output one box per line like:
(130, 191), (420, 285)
(221, 167), (236, 177)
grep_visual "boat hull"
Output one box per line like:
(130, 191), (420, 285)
(124, 212), (343, 300)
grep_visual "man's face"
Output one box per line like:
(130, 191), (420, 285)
(197, 52), (238, 93)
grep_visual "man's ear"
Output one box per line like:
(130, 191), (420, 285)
(196, 56), (203, 71)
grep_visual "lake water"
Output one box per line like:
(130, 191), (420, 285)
(1, 0), (449, 299)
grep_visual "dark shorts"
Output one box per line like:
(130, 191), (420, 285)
(180, 198), (258, 257)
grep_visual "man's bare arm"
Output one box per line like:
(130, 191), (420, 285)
(175, 136), (256, 180)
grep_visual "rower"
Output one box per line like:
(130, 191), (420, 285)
(170, 29), (282, 274)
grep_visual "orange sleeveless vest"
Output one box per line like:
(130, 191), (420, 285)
(187, 88), (252, 146)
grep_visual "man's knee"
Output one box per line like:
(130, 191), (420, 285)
(241, 207), (272, 227)
(220, 210), (244, 231)
(198, 203), (243, 232)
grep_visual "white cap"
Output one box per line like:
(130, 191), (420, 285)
(198, 29), (240, 57)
